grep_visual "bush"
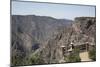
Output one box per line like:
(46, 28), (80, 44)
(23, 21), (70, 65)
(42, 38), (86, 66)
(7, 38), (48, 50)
(64, 48), (81, 62)
(89, 47), (96, 61)
(11, 52), (25, 66)
(29, 54), (44, 64)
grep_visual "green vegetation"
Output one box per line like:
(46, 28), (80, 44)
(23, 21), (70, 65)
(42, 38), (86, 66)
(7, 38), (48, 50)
(12, 53), (44, 66)
(64, 48), (81, 62)
(11, 52), (25, 66)
(89, 46), (96, 61)
(28, 54), (44, 64)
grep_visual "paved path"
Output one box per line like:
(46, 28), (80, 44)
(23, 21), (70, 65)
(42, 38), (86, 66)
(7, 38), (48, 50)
(79, 51), (92, 62)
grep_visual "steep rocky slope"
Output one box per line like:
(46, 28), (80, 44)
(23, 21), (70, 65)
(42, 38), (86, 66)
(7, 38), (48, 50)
(34, 17), (96, 64)
(11, 15), (73, 65)
(11, 15), (96, 66)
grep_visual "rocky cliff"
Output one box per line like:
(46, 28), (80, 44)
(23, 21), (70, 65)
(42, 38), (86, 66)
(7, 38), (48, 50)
(11, 15), (96, 66)
(35, 17), (96, 64)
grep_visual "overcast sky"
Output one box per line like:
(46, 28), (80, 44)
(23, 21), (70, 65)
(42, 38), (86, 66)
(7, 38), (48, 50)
(12, 1), (95, 20)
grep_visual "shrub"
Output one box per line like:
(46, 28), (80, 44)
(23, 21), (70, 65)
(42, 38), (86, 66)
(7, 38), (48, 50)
(11, 52), (25, 66)
(64, 48), (81, 62)
(89, 47), (96, 61)
(29, 54), (44, 64)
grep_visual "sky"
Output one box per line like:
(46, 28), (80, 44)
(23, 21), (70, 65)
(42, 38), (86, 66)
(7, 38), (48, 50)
(12, 1), (95, 20)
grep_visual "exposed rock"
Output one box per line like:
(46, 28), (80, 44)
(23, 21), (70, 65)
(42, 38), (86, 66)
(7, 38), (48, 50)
(37, 17), (96, 63)
(11, 15), (96, 66)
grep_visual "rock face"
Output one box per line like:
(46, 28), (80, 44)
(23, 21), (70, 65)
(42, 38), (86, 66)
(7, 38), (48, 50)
(37, 17), (96, 64)
(11, 15), (96, 66)
(71, 17), (96, 46)
(12, 15), (72, 51)
(11, 15), (73, 65)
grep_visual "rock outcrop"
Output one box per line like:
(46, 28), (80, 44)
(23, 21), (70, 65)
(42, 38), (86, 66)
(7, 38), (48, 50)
(11, 15), (96, 66)
(36, 17), (96, 64)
